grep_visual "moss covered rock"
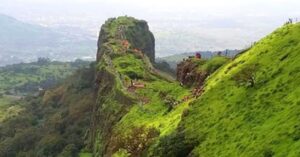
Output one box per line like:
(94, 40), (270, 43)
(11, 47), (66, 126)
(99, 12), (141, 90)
(97, 16), (155, 62)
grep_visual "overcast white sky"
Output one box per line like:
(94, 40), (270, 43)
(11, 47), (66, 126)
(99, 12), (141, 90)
(1, 0), (300, 56)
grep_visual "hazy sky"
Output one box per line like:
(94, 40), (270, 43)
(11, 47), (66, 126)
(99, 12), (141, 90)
(1, 0), (300, 56)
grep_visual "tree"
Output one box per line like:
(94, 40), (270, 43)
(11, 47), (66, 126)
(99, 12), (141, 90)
(112, 126), (159, 157)
(233, 64), (259, 87)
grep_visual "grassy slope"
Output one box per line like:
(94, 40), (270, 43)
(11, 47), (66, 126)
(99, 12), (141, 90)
(95, 17), (240, 157)
(189, 56), (229, 74)
(94, 17), (192, 156)
(110, 52), (191, 156)
(182, 23), (300, 156)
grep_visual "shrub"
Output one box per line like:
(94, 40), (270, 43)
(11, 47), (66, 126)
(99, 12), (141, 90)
(164, 96), (177, 112)
(112, 126), (159, 157)
(36, 134), (66, 157)
(0, 128), (40, 157)
(57, 144), (78, 157)
(124, 71), (143, 80)
(151, 129), (198, 157)
(263, 148), (274, 157)
(233, 64), (259, 87)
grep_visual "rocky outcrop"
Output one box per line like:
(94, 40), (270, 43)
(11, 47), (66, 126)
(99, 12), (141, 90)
(96, 16), (155, 62)
(92, 16), (157, 156)
(125, 20), (155, 62)
(177, 59), (208, 88)
(177, 56), (229, 88)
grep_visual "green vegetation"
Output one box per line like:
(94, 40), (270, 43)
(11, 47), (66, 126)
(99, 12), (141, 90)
(92, 16), (194, 156)
(1, 16), (300, 157)
(0, 58), (89, 93)
(177, 56), (229, 88)
(99, 16), (155, 62)
(114, 80), (189, 134)
(167, 23), (300, 156)
(196, 56), (229, 73)
(0, 96), (23, 122)
(79, 152), (93, 157)
(0, 64), (95, 157)
(159, 50), (240, 70)
(112, 53), (146, 79)
(153, 60), (176, 77)
(0, 59), (92, 157)
(0, 59), (89, 122)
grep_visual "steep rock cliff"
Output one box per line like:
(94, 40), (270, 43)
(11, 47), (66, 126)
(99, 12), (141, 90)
(91, 16), (184, 157)
(97, 17), (155, 62)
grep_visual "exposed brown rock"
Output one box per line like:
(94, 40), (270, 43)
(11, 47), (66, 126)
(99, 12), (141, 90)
(177, 59), (208, 88)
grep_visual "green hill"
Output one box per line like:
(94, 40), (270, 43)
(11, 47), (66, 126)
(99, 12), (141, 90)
(158, 22), (300, 156)
(0, 17), (300, 157)
(72, 19), (300, 157)
(0, 66), (95, 157)
(90, 16), (191, 156)
(159, 50), (240, 70)
(0, 59), (89, 122)
(0, 16), (190, 157)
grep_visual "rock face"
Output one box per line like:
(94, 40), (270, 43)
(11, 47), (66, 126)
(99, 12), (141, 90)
(177, 59), (208, 88)
(97, 16), (155, 62)
(91, 16), (157, 156)
(91, 16), (227, 157)
(177, 56), (229, 88)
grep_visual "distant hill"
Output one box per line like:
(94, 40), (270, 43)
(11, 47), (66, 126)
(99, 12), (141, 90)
(0, 59), (90, 122)
(0, 14), (96, 66)
(0, 14), (61, 47)
(158, 49), (241, 70)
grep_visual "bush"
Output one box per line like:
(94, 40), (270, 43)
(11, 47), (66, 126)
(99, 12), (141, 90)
(36, 135), (66, 157)
(112, 126), (159, 157)
(0, 128), (40, 157)
(57, 144), (78, 157)
(233, 64), (259, 87)
(124, 71), (143, 80)
(263, 148), (274, 157)
(151, 129), (198, 157)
